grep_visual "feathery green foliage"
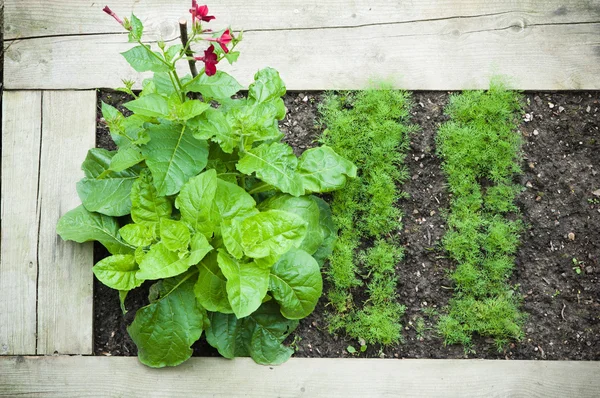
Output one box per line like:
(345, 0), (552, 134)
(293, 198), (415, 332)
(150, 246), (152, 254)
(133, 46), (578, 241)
(318, 89), (414, 345)
(436, 81), (526, 350)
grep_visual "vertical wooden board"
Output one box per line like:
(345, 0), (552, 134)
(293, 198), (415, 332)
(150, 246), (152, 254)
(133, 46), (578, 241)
(0, 91), (42, 355)
(37, 91), (96, 355)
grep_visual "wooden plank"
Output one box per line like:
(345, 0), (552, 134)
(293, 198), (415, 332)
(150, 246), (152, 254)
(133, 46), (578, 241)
(5, 0), (600, 40)
(0, 92), (42, 355)
(4, 2), (600, 90)
(36, 91), (96, 355)
(1, 357), (600, 397)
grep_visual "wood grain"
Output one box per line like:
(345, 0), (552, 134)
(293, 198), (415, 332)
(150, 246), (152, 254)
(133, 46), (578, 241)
(4, 1), (600, 90)
(0, 92), (42, 355)
(5, 0), (600, 39)
(1, 356), (600, 397)
(36, 91), (96, 355)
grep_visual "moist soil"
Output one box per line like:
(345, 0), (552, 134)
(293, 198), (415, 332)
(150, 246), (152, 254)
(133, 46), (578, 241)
(94, 90), (600, 360)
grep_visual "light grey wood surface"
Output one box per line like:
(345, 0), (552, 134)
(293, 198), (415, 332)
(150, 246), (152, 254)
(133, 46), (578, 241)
(4, 1), (600, 90)
(35, 91), (96, 355)
(0, 92), (42, 355)
(1, 356), (600, 397)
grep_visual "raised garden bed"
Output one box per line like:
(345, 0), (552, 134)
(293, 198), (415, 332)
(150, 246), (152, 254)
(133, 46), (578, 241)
(93, 89), (600, 361)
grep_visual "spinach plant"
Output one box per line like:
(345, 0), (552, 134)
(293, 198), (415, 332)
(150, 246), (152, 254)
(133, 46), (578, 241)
(56, 3), (356, 368)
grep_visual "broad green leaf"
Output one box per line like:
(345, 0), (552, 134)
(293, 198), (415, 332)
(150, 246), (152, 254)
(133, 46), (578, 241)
(190, 109), (237, 153)
(224, 51), (240, 64)
(248, 68), (286, 104)
(311, 196), (337, 266)
(142, 121), (209, 196)
(77, 166), (138, 217)
(121, 45), (171, 73)
(135, 246), (147, 264)
(164, 44), (183, 62)
(187, 233), (213, 265)
(112, 114), (150, 147)
(187, 71), (243, 101)
(101, 101), (123, 127)
(80, 148), (113, 178)
(137, 242), (191, 280)
(298, 146), (357, 193)
(101, 104), (148, 147)
(144, 73), (174, 97)
(130, 170), (173, 224)
(56, 205), (134, 255)
(269, 248), (322, 319)
(109, 145), (144, 172)
(128, 275), (205, 367)
(212, 178), (257, 222)
(221, 218), (245, 259)
(160, 218), (191, 252)
(124, 94), (169, 118)
(194, 252), (232, 313)
(119, 223), (155, 247)
(239, 210), (307, 258)
(128, 14), (143, 42)
(206, 301), (299, 365)
(259, 194), (323, 255)
(227, 102), (283, 145)
(237, 143), (304, 196)
(217, 251), (269, 318)
(175, 100), (210, 121)
(175, 170), (218, 237)
(93, 254), (144, 291)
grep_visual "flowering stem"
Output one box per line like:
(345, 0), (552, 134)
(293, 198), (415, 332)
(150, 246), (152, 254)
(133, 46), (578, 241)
(178, 18), (198, 78)
(181, 40), (239, 89)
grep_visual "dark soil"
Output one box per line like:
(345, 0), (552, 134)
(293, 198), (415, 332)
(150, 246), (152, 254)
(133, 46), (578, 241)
(93, 90), (600, 360)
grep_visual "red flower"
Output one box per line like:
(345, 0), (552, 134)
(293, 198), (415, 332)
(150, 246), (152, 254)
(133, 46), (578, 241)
(195, 45), (219, 76)
(103, 6), (125, 27)
(207, 29), (233, 53)
(190, 1), (215, 23)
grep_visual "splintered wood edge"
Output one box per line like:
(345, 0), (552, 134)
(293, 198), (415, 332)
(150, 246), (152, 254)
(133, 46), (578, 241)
(1, 357), (600, 397)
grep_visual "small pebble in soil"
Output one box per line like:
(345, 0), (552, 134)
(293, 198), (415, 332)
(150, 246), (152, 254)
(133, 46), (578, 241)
(568, 232), (575, 241)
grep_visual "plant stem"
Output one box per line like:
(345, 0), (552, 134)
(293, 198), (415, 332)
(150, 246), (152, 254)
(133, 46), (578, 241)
(181, 41), (240, 90)
(172, 69), (186, 102)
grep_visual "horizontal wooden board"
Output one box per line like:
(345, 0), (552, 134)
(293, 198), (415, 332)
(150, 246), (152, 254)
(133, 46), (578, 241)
(5, 0), (600, 40)
(4, 1), (600, 90)
(0, 92), (42, 355)
(1, 357), (600, 397)
(36, 91), (96, 355)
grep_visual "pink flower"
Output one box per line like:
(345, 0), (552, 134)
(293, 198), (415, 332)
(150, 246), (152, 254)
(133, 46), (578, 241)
(207, 29), (233, 53)
(190, 1), (215, 23)
(194, 45), (219, 76)
(103, 6), (126, 27)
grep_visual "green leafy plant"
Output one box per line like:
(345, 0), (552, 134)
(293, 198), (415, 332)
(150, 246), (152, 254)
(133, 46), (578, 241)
(317, 89), (414, 346)
(436, 80), (525, 351)
(56, 4), (355, 368)
(572, 258), (583, 275)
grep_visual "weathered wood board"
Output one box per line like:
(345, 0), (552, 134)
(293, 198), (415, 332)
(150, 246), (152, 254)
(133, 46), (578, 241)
(0, 92), (42, 355)
(36, 91), (96, 355)
(1, 357), (600, 397)
(4, 0), (600, 90)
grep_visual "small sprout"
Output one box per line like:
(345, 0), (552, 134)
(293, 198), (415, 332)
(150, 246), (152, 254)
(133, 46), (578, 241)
(346, 345), (357, 354)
